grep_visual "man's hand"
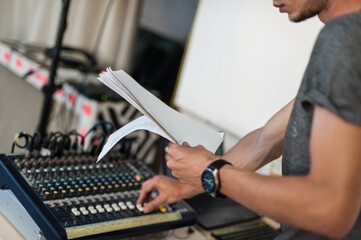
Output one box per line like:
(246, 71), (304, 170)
(137, 175), (202, 213)
(166, 142), (219, 188)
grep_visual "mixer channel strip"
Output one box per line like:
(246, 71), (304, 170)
(0, 154), (195, 239)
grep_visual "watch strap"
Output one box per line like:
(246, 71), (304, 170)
(209, 159), (232, 170)
(208, 159), (232, 198)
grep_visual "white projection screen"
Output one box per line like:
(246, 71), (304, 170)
(174, 0), (323, 139)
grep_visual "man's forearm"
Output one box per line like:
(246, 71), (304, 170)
(222, 99), (294, 171)
(222, 128), (271, 171)
(219, 165), (352, 238)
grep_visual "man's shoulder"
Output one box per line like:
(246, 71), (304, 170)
(320, 9), (361, 39)
(314, 9), (361, 57)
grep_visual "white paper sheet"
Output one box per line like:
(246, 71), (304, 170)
(97, 115), (172, 162)
(97, 68), (224, 159)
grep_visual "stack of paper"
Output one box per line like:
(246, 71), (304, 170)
(97, 68), (224, 161)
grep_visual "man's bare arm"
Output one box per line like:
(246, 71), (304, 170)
(219, 106), (361, 238)
(222, 98), (295, 171)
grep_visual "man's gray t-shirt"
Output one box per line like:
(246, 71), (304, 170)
(276, 9), (361, 240)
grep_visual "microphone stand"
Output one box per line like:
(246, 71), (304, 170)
(37, 0), (71, 137)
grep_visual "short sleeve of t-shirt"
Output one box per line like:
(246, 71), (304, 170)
(300, 12), (361, 127)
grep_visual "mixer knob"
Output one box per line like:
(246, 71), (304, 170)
(34, 159), (41, 168)
(44, 191), (51, 200)
(84, 187), (91, 195)
(77, 188), (83, 196)
(69, 188), (75, 196)
(50, 158), (57, 167)
(60, 189), (67, 198)
(52, 190), (59, 198)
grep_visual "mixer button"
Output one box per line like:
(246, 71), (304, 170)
(71, 208), (80, 216)
(126, 201), (135, 210)
(158, 205), (167, 213)
(136, 204), (143, 212)
(90, 209), (97, 214)
(118, 202), (127, 210)
(81, 209), (89, 216)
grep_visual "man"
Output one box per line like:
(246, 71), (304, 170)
(137, 0), (361, 239)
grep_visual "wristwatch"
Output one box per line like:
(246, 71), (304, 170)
(201, 159), (232, 198)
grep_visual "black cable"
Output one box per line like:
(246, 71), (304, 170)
(41, 132), (53, 149)
(44, 131), (64, 156)
(56, 135), (66, 155)
(95, 133), (107, 156)
(83, 120), (114, 156)
(33, 131), (42, 150)
(11, 142), (15, 153)
(67, 130), (84, 153)
(32, 131), (43, 157)
(11, 132), (31, 153)
(56, 132), (73, 156)
(84, 120), (114, 140)
(63, 135), (71, 152)
(22, 68), (36, 80)
(88, 134), (100, 155)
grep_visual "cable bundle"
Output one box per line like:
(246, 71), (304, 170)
(10, 121), (115, 158)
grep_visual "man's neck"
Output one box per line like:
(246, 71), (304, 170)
(318, 0), (361, 23)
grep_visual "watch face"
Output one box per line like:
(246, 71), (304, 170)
(201, 169), (216, 193)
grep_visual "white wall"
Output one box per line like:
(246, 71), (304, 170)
(174, 0), (323, 141)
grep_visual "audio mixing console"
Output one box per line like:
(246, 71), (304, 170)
(0, 153), (195, 239)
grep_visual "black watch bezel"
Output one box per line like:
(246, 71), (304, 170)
(201, 159), (231, 198)
(201, 166), (218, 195)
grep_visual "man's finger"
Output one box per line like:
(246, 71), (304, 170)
(168, 143), (191, 158)
(171, 170), (179, 179)
(137, 179), (156, 204)
(137, 189), (149, 204)
(166, 159), (176, 170)
(182, 142), (190, 147)
(143, 196), (164, 213)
